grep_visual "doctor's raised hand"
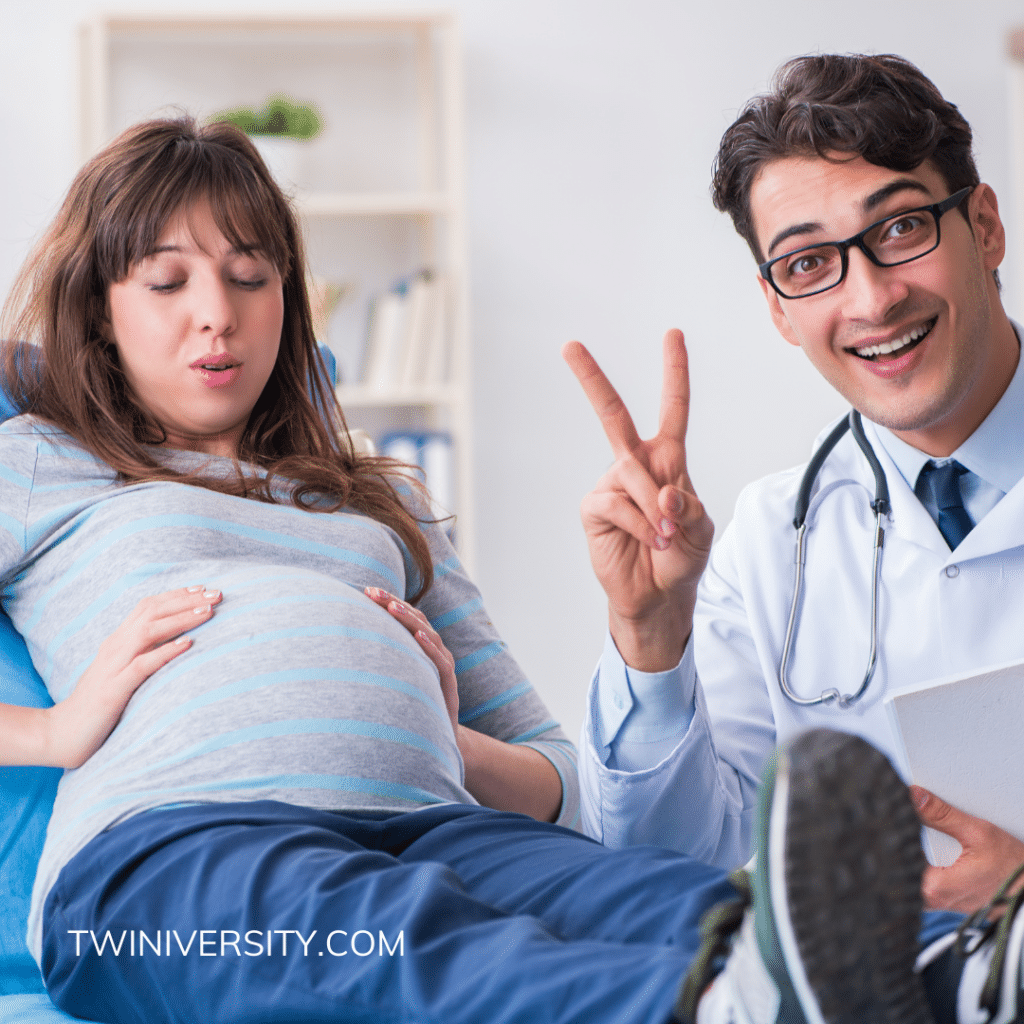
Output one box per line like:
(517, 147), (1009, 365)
(563, 329), (714, 673)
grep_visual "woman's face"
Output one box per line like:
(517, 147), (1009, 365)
(106, 201), (284, 458)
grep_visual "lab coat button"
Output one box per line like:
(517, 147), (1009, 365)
(945, 565), (959, 578)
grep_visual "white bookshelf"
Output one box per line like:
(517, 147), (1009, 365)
(78, 11), (475, 572)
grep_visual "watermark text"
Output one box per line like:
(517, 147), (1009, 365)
(67, 929), (403, 958)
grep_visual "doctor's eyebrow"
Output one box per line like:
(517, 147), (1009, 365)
(861, 179), (933, 215)
(766, 179), (936, 258)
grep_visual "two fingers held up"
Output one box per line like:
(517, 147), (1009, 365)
(562, 330), (714, 658)
(50, 585), (221, 768)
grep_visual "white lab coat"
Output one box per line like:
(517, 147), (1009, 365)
(579, 415), (1024, 868)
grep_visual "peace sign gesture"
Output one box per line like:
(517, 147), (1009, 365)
(563, 329), (714, 672)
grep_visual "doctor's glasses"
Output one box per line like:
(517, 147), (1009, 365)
(759, 185), (974, 300)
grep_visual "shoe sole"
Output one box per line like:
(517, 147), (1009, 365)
(761, 729), (934, 1024)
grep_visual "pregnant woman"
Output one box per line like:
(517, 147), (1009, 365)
(0, 116), (947, 1024)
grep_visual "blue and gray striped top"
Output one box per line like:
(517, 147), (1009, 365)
(0, 417), (578, 962)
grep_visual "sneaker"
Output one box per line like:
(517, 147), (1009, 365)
(917, 862), (1024, 1024)
(675, 729), (934, 1024)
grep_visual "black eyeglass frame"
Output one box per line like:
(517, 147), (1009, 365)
(758, 185), (975, 300)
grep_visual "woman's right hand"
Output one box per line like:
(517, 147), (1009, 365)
(40, 585), (222, 768)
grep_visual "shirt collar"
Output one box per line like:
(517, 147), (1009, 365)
(871, 319), (1024, 494)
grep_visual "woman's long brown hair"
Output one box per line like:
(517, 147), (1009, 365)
(1, 117), (435, 600)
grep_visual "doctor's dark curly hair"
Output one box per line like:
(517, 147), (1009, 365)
(711, 53), (981, 266)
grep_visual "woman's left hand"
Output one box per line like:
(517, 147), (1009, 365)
(365, 588), (459, 735)
(364, 586), (563, 823)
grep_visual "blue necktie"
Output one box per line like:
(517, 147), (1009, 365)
(917, 460), (974, 549)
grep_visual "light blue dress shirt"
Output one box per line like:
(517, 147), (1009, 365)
(873, 342), (1024, 527)
(596, 330), (1024, 771)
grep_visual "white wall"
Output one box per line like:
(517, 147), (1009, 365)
(2, 0), (1022, 744)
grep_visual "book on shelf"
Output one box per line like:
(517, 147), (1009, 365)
(362, 286), (407, 389)
(419, 274), (448, 387)
(884, 657), (1024, 867)
(378, 429), (456, 528)
(361, 270), (447, 390)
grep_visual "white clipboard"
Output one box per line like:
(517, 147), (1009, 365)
(884, 657), (1024, 867)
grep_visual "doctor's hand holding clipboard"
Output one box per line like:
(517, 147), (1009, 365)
(910, 786), (1024, 915)
(562, 329), (715, 675)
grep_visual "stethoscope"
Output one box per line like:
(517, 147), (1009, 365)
(778, 409), (890, 709)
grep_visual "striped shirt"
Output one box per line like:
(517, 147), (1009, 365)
(0, 417), (578, 961)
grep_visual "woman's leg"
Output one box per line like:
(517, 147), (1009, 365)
(42, 801), (723, 1024)
(386, 803), (736, 956)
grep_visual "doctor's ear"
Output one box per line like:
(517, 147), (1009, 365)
(756, 272), (801, 349)
(968, 184), (1006, 273)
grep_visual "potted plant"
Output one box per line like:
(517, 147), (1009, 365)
(212, 95), (323, 187)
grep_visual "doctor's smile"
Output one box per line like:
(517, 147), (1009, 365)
(848, 316), (935, 362)
(844, 315), (938, 384)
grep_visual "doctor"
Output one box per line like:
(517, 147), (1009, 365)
(566, 52), (1024, 916)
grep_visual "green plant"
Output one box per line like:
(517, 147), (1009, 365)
(212, 94), (322, 140)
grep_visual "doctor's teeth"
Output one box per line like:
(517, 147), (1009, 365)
(855, 323), (929, 358)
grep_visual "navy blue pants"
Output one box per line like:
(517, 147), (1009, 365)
(42, 801), (737, 1024)
(41, 800), (965, 1024)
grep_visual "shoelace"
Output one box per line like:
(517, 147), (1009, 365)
(675, 869), (752, 1024)
(955, 861), (1024, 1018)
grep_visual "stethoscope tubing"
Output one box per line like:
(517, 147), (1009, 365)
(777, 410), (890, 709)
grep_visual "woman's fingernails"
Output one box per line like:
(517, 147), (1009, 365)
(193, 606), (210, 615)
(187, 585), (204, 593)
(174, 636), (191, 645)
(416, 630), (432, 646)
(202, 590), (220, 601)
(910, 786), (929, 809)
(660, 518), (676, 536)
(654, 535), (670, 550)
